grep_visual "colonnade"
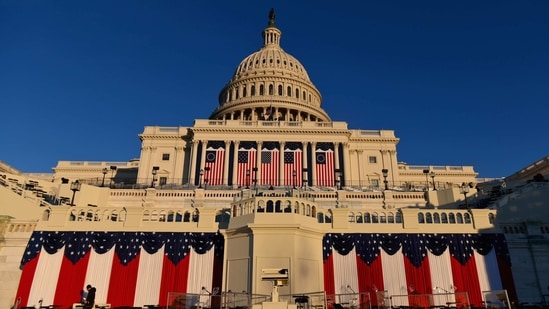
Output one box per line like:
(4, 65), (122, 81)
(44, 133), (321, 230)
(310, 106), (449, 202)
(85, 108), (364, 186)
(185, 140), (351, 187)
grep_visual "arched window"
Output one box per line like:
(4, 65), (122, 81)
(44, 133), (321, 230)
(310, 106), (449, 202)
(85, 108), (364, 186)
(388, 212), (395, 223)
(395, 212), (403, 223)
(364, 213), (371, 223)
(418, 213), (425, 224)
(267, 201), (274, 212)
(380, 212), (387, 223)
(372, 212), (379, 223)
(295, 89), (299, 99)
(456, 213), (464, 224)
(464, 213), (471, 224)
(278, 85), (283, 95)
(303, 91), (306, 100)
(269, 84), (274, 95)
(243, 86), (247, 97)
(433, 213), (440, 223)
(426, 212), (433, 223)
(356, 212), (363, 223)
(260, 84), (265, 95)
(251, 85), (256, 96)
(284, 202), (292, 213)
(287, 86), (291, 96)
(441, 213), (448, 223)
(275, 201), (282, 213)
(235, 88), (239, 99)
(449, 213), (456, 224)
(317, 212), (324, 223)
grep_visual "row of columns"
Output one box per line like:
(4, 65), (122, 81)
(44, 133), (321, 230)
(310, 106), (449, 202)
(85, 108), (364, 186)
(219, 106), (316, 122)
(187, 140), (350, 187)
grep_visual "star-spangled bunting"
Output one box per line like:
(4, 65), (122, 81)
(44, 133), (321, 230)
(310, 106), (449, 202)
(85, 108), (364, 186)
(355, 234), (381, 265)
(65, 232), (92, 265)
(323, 234), (333, 261)
(402, 234), (427, 267)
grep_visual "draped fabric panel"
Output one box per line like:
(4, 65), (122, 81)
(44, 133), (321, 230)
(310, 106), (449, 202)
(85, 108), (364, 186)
(323, 233), (515, 308)
(16, 231), (224, 309)
(28, 247), (64, 306)
(134, 248), (165, 307)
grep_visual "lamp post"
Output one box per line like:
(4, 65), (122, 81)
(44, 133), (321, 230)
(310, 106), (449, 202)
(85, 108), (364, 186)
(252, 167), (258, 189)
(109, 166), (117, 187)
(199, 169), (204, 188)
(151, 166), (159, 188)
(204, 166), (210, 189)
(101, 167), (108, 187)
(246, 170), (250, 189)
(430, 171), (437, 191)
(460, 182), (470, 209)
(70, 180), (81, 206)
(382, 168), (389, 191)
(423, 169), (430, 191)
(292, 170), (297, 188)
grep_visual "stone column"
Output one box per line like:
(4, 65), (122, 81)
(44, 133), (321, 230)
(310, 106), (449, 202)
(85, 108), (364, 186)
(223, 140), (231, 186)
(189, 141), (199, 186)
(232, 141), (240, 186)
(342, 143), (351, 188)
(311, 142), (317, 186)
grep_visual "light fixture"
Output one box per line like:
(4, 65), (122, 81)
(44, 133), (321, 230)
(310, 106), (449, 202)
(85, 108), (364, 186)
(382, 168), (389, 191)
(101, 167), (108, 187)
(429, 171), (437, 191)
(70, 180), (81, 206)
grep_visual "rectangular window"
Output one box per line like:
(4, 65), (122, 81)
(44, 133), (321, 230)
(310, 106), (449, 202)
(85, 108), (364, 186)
(369, 156), (377, 163)
(162, 153), (170, 161)
(159, 177), (167, 185)
(371, 179), (379, 187)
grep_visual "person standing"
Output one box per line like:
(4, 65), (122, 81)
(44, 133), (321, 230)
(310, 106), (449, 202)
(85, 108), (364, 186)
(84, 284), (96, 309)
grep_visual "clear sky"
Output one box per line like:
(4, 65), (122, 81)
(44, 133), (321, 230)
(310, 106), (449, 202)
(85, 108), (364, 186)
(1, 1), (548, 178)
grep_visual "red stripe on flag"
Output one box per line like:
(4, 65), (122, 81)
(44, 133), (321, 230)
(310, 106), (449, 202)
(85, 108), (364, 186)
(356, 255), (385, 307)
(107, 254), (140, 307)
(158, 254), (191, 306)
(403, 255), (433, 307)
(450, 255), (483, 308)
(14, 252), (40, 308)
(53, 252), (90, 306)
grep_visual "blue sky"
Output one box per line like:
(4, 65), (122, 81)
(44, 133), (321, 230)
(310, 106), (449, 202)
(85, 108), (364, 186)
(1, 1), (548, 178)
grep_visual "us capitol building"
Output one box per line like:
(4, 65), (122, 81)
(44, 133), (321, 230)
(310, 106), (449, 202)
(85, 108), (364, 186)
(1, 10), (548, 309)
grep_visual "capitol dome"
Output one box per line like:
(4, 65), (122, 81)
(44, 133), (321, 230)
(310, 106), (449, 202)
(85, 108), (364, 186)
(210, 9), (331, 122)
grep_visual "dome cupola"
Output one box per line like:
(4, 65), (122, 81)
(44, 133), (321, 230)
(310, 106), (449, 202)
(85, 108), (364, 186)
(210, 9), (330, 122)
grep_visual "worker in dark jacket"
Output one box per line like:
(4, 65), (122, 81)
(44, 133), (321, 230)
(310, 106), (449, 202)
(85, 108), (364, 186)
(84, 284), (96, 309)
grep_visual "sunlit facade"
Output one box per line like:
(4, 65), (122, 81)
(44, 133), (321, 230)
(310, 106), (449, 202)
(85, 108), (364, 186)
(2, 10), (548, 309)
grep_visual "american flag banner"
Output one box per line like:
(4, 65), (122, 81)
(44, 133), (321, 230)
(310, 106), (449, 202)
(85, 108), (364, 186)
(261, 148), (279, 186)
(315, 145), (335, 187)
(284, 148), (302, 187)
(323, 233), (516, 309)
(237, 142), (257, 187)
(16, 231), (224, 309)
(204, 146), (225, 186)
